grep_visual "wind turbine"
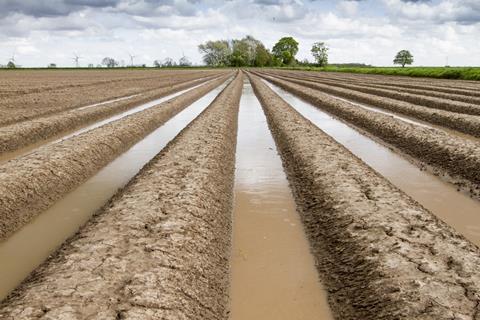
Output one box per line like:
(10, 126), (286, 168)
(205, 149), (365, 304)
(128, 52), (136, 67)
(72, 53), (82, 68)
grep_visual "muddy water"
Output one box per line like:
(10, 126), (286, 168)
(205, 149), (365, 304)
(265, 80), (480, 245)
(329, 94), (480, 143)
(263, 74), (479, 143)
(229, 79), (333, 320)
(0, 81), (229, 301)
(76, 93), (141, 111)
(0, 79), (212, 165)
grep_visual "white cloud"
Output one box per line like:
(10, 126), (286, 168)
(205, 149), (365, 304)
(0, 0), (479, 67)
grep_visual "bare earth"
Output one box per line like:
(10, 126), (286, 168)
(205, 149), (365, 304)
(0, 74), (231, 241)
(0, 69), (480, 319)
(249, 73), (480, 319)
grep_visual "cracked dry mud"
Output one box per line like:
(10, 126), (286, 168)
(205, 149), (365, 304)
(0, 74), (231, 241)
(0, 72), (243, 320)
(255, 72), (480, 199)
(249, 73), (480, 320)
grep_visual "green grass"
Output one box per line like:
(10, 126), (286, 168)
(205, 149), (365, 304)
(283, 66), (480, 81)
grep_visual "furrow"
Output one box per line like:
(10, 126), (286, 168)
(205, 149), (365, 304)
(0, 71), (225, 126)
(0, 74), (231, 241)
(254, 72), (480, 199)
(0, 74), (226, 155)
(249, 72), (480, 320)
(259, 72), (480, 139)
(267, 71), (480, 116)
(0, 71), (243, 320)
(277, 70), (480, 106)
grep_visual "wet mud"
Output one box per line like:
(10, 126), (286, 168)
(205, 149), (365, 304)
(249, 73), (480, 320)
(229, 79), (333, 320)
(260, 71), (480, 138)
(0, 75), (229, 241)
(255, 72), (480, 200)
(0, 74), (225, 155)
(274, 70), (480, 111)
(0, 72), (243, 319)
(0, 79), (231, 301)
(265, 79), (480, 247)
(0, 70), (226, 126)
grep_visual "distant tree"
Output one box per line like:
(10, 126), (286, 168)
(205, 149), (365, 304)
(254, 44), (272, 67)
(47, 63), (57, 68)
(178, 56), (192, 67)
(311, 42), (329, 67)
(153, 60), (161, 68)
(198, 40), (231, 66)
(162, 57), (174, 67)
(272, 37), (299, 65)
(393, 50), (414, 67)
(228, 35), (264, 67)
(7, 61), (16, 68)
(230, 40), (248, 67)
(88, 63), (94, 68)
(102, 57), (118, 68)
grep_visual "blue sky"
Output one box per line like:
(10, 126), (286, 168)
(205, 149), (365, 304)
(0, 0), (479, 67)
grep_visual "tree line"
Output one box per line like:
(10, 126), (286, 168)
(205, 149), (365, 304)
(198, 35), (414, 68)
(198, 35), (328, 67)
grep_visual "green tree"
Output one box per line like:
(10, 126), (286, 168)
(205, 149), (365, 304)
(393, 50), (414, 67)
(230, 39), (249, 67)
(7, 61), (15, 68)
(311, 42), (329, 67)
(254, 44), (272, 67)
(198, 40), (231, 66)
(272, 37), (299, 65)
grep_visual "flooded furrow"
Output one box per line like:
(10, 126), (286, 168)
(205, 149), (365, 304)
(76, 93), (141, 111)
(0, 81), (229, 301)
(229, 79), (333, 320)
(0, 81), (210, 165)
(329, 93), (480, 143)
(264, 80), (480, 246)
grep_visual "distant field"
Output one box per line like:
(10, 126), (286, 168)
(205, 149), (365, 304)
(284, 66), (480, 81)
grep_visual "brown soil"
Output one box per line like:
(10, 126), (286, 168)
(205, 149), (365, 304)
(0, 74), (224, 155)
(295, 70), (480, 95)
(255, 73), (480, 198)
(275, 70), (480, 110)
(0, 71), (243, 320)
(0, 75), (231, 241)
(249, 73), (480, 320)
(260, 71), (480, 137)
(0, 70), (227, 126)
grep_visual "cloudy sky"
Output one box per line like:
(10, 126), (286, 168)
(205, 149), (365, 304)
(0, 0), (479, 67)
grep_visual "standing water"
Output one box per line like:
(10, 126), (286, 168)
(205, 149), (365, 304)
(229, 79), (333, 320)
(0, 80), (230, 301)
(264, 80), (480, 246)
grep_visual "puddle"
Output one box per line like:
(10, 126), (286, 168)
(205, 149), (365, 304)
(314, 85), (480, 143)
(265, 80), (480, 246)
(0, 80), (229, 301)
(0, 78), (215, 165)
(228, 79), (333, 320)
(265, 74), (479, 143)
(76, 93), (141, 111)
